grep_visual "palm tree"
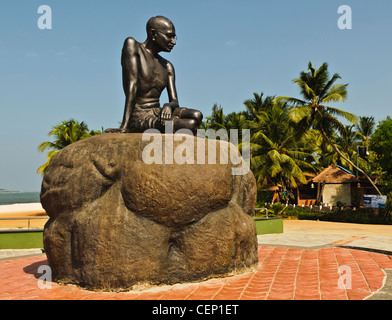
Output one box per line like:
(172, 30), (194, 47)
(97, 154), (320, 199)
(321, 125), (368, 172)
(243, 92), (275, 122)
(203, 105), (249, 143)
(37, 119), (101, 175)
(224, 111), (248, 131)
(277, 62), (381, 195)
(356, 116), (375, 147)
(247, 98), (318, 190)
(204, 104), (226, 131)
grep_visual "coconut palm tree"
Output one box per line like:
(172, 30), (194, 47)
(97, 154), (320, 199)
(203, 105), (249, 143)
(204, 104), (226, 131)
(277, 62), (381, 195)
(224, 111), (248, 131)
(321, 125), (368, 172)
(356, 116), (375, 147)
(247, 98), (318, 190)
(37, 119), (101, 175)
(243, 92), (275, 122)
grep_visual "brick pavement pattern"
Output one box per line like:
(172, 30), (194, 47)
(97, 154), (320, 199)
(1, 246), (392, 300)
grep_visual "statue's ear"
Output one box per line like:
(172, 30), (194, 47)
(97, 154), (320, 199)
(150, 28), (157, 41)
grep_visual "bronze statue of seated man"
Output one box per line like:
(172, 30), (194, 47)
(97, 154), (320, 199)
(106, 16), (203, 135)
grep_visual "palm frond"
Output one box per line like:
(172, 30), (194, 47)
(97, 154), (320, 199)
(293, 78), (316, 101)
(321, 83), (348, 104)
(37, 119), (101, 176)
(288, 105), (312, 123)
(275, 97), (306, 107)
(318, 73), (342, 102)
(325, 105), (358, 124)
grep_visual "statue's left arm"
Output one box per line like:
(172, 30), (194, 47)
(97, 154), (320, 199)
(167, 61), (179, 108)
(161, 61), (179, 121)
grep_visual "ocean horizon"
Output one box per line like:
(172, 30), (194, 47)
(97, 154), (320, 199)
(0, 192), (40, 205)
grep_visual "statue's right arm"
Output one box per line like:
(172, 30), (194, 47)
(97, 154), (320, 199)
(120, 37), (139, 132)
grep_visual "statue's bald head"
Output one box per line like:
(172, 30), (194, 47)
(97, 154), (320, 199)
(146, 16), (175, 38)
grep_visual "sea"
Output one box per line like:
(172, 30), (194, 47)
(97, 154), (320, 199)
(0, 192), (41, 205)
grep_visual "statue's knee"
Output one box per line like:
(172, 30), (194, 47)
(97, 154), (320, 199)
(194, 111), (203, 125)
(188, 119), (198, 130)
(180, 119), (199, 135)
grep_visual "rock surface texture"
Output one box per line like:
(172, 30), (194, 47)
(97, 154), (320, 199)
(41, 133), (258, 290)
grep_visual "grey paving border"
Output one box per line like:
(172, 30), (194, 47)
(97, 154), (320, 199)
(366, 270), (392, 300)
(0, 249), (45, 262)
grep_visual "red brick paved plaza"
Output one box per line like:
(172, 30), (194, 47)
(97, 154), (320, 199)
(1, 246), (392, 300)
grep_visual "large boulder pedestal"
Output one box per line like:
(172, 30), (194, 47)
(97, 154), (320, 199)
(41, 133), (258, 291)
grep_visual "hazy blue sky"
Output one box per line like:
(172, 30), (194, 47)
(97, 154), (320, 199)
(1, 0), (392, 192)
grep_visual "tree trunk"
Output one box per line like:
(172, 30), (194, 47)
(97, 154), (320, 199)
(320, 127), (382, 196)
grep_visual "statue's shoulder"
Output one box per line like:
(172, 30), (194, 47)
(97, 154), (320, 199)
(157, 54), (174, 71)
(123, 37), (141, 52)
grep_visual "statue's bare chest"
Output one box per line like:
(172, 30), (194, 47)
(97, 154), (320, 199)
(138, 46), (169, 93)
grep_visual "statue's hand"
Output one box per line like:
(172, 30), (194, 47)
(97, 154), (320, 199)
(161, 104), (172, 123)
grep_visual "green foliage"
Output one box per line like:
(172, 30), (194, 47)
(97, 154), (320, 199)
(203, 104), (226, 131)
(244, 93), (319, 189)
(277, 62), (356, 128)
(356, 116), (375, 147)
(267, 202), (287, 216)
(281, 62), (383, 195)
(278, 62), (358, 142)
(384, 192), (392, 220)
(256, 190), (274, 207)
(203, 61), (389, 197)
(276, 62), (362, 171)
(37, 119), (102, 175)
(293, 207), (392, 225)
(201, 61), (388, 197)
(370, 116), (392, 191)
(273, 205), (392, 225)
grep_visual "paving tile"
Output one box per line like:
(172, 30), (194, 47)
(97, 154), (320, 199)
(347, 290), (372, 300)
(267, 293), (294, 300)
(186, 283), (224, 300)
(294, 293), (321, 300)
(321, 293), (348, 300)
(0, 246), (390, 300)
(369, 253), (392, 269)
(158, 285), (199, 300)
(239, 292), (267, 300)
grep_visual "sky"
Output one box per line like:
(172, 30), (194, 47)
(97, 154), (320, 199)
(1, 0), (392, 192)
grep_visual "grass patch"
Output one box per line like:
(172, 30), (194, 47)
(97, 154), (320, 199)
(0, 231), (43, 249)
